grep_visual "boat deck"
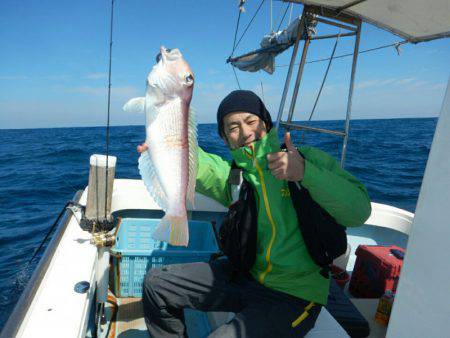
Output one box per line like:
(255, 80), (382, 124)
(103, 295), (387, 338)
(107, 297), (147, 338)
(104, 297), (228, 338)
(103, 274), (389, 338)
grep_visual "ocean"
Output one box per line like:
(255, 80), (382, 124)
(0, 118), (437, 329)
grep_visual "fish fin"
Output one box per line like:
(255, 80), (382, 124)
(138, 151), (168, 210)
(123, 97), (145, 113)
(187, 107), (198, 209)
(152, 214), (189, 247)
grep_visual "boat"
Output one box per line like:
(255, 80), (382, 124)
(1, 1), (449, 337)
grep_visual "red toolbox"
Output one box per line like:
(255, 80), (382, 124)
(349, 245), (405, 298)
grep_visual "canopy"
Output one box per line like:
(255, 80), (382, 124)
(286, 0), (450, 43)
(229, 17), (315, 74)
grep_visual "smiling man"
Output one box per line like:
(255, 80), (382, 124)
(141, 90), (371, 337)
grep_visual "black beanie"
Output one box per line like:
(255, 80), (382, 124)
(217, 90), (273, 137)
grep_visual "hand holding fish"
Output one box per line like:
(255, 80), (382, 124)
(137, 143), (148, 153)
(124, 47), (197, 247)
(267, 132), (305, 181)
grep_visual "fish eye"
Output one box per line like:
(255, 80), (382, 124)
(165, 48), (172, 53)
(185, 74), (194, 83)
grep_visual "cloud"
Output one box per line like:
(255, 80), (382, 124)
(211, 83), (226, 91)
(354, 77), (439, 91)
(66, 86), (106, 96)
(356, 78), (397, 89)
(396, 78), (415, 85)
(84, 73), (107, 80)
(65, 85), (141, 98)
(208, 69), (221, 76)
(0, 74), (71, 81)
(0, 73), (108, 82)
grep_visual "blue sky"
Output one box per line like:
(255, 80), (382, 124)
(0, 0), (449, 129)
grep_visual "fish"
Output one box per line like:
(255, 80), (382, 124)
(123, 47), (197, 246)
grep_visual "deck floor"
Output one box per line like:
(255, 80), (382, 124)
(105, 296), (387, 338)
(108, 297), (148, 338)
(107, 298), (213, 338)
(350, 299), (388, 338)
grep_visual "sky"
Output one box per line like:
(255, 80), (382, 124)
(0, 0), (449, 129)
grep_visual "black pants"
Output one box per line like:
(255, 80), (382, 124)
(142, 259), (322, 337)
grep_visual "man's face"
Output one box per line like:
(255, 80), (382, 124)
(222, 111), (267, 150)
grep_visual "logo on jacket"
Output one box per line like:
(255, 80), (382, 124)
(281, 188), (290, 197)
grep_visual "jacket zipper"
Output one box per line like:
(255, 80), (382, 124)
(291, 302), (315, 328)
(250, 145), (277, 284)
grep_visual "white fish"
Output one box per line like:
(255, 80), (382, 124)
(123, 47), (197, 246)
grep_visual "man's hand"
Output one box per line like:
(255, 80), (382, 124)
(137, 143), (148, 153)
(267, 132), (305, 181)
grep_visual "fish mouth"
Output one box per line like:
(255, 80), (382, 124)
(155, 52), (162, 63)
(156, 46), (170, 64)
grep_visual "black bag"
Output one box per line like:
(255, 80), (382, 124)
(215, 152), (347, 278)
(288, 181), (347, 274)
(217, 168), (257, 274)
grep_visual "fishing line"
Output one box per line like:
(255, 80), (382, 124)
(26, 201), (81, 268)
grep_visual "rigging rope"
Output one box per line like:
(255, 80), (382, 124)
(232, 0), (266, 55)
(231, 64), (242, 89)
(288, 3), (293, 24)
(276, 3), (291, 32)
(308, 32), (341, 122)
(104, 0), (114, 220)
(270, 0), (273, 32)
(259, 71), (265, 102)
(302, 32), (341, 142)
(231, 1), (245, 56)
(277, 40), (408, 67)
(230, 0), (265, 88)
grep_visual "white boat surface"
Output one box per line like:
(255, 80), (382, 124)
(0, 178), (415, 338)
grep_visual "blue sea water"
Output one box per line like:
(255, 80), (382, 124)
(0, 118), (437, 329)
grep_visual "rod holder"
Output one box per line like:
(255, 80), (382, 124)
(85, 154), (117, 228)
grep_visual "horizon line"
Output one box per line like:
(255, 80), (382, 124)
(0, 115), (438, 131)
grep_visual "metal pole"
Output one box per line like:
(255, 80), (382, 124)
(340, 20), (362, 167)
(286, 35), (311, 127)
(310, 32), (355, 40)
(275, 7), (307, 130)
(280, 122), (346, 136)
(314, 17), (357, 31)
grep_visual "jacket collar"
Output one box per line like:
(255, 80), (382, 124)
(230, 128), (281, 172)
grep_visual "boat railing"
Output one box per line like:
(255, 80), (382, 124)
(274, 4), (362, 167)
(365, 202), (414, 236)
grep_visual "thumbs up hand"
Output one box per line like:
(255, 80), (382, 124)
(266, 132), (305, 181)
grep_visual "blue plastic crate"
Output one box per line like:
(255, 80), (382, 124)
(111, 218), (218, 298)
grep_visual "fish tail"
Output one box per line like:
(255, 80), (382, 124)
(152, 214), (189, 247)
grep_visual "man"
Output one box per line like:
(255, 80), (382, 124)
(138, 90), (371, 337)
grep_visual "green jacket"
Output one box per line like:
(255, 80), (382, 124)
(196, 128), (371, 304)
